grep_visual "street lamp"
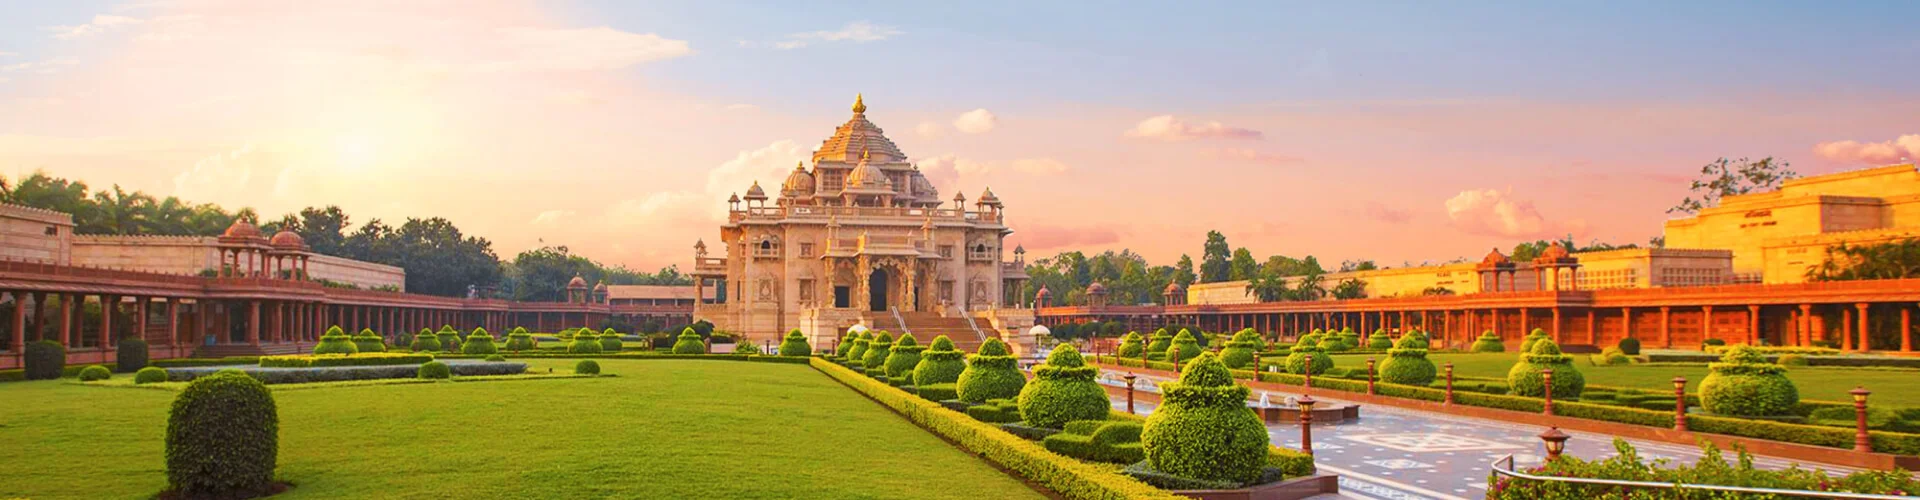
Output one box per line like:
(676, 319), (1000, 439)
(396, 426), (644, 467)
(1124, 373), (1138, 414)
(1852, 386), (1873, 452)
(1673, 376), (1688, 431)
(1541, 368), (1555, 416)
(1298, 394), (1316, 455)
(1366, 357), (1377, 395)
(1444, 362), (1455, 405)
(1539, 427), (1569, 461)
(1303, 353), (1314, 388)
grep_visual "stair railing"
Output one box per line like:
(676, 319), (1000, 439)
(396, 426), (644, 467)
(890, 307), (912, 336)
(1489, 454), (1909, 500)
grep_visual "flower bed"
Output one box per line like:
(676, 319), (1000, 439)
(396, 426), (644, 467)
(259, 353), (436, 368)
(1488, 439), (1917, 498)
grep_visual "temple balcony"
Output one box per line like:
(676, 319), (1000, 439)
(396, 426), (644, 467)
(692, 257), (727, 276)
(728, 206), (1000, 225)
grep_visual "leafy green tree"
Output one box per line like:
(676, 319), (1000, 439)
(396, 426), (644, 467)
(1669, 157), (1798, 215)
(1808, 239), (1920, 281)
(1337, 260), (1378, 273)
(1330, 278), (1366, 300)
(1227, 247), (1258, 281)
(1173, 254), (1196, 287)
(1199, 231), (1231, 283)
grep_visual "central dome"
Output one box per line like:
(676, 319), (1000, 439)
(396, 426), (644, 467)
(813, 94), (906, 164)
(844, 150), (892, 193)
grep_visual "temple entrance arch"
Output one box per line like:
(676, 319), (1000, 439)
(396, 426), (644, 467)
(868, 268), (890, 312)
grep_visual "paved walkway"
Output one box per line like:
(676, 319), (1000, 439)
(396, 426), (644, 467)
(1099, 372), (1869, 500)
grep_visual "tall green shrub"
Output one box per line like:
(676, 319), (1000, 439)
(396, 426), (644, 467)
(166, 371), (277, 499)
(435, 325), (461, 353)
(1618, 337), (1642, 356)
(861, 331), (896, 373)
(463, 328), (498, 355)
(884, 333), (925, 380)
(913, 335), (966, 387)
(1169, 330), (1201, 361)
(352, 328), (387, 353)
(1470, 330), (1505, 352)
(506, 327), (535, 352)
(313, 326), (359, 355)
(956, 338), (1026, 403)
(845, 332), (873, 367)
(409, 328), (442, 352)
(1699, 345), (1799, 416)
(1116, 331), (1145, 358)
(1507, 338), (1584, 398)
(1285, 333), (1333, 375)
(117, 338), (150, 372)
(1337, 327), (1361, 350)
(778, 329), (812, 356)
(1218, 329), (1261, 369)
(671, 327), (706, 354)
(568, 328), (604, 354)
(1016, 345), (1109, 429)
(1140, 352), (1266, 485)
(835, 330), (858, 357)
(1379, 334), (1437, 385)
(1145, 328), (1172, 358)
(599, 328), (623, 352)
(1520, 328), (1551, 353)
(1366, 329), (1393, 350)
(79, 364), (112, 381)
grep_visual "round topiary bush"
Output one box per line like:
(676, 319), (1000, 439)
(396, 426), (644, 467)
(1507, 338), (1584, 398)
(313, 326), (359, 355)
(417, 360), (451, 379)
(436, 325), (461, 352)
(956, 338), (1026, 403)
(1617, 337), (1642, 355)
(1015, 345), (1110, 429)
(1379, 334), (1437, 385)
(1366, 329), (1393, 350)
(1168, 329), (1202, 362)
(884, 333), (925, 379)
(506, 327), (535, 352)
(845, 332), (873, 367)
(779, 329), (812, 356)
(599, 328), (623, 352)
(484, 354), (506, 362)
(1285, 334), (1333, 375)
(117, 338), (149, 372)
(1218, 329), (1262, 369)
(352, 328), (387, 353)
(1116, 331), (1145, 358)
(393, 329), (414, 349)
(1337, 327), (1362, 350)
(463, 328), (498, 355)
(913, 335), (967, 387)
(409, 328), (442, 352)
(1519, 328), (1551, 354)
(79, 364), (112, 381)
(136, 366), (169, 384)
(1470, 330), (1505, 353)
(575, 359), (601, 375)
(862, 332), (896, 372)
(1700, 345), (1799, 417)
(568, 328), (603, 354)
(166, 371), (277, 499)
(834, 329), (857, 357)
(1777, 353), (1809, 367)
(1145, 328), (1173, 358)
(1141, 352), (1266, 485)
(25, 340), (65, 381)
(671, 327), (706, 354)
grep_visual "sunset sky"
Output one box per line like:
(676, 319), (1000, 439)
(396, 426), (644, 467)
(2, 1), (1918, 270)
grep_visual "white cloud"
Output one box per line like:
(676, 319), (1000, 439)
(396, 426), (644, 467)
(1814, 134), (1920, 165)
(47, 15), (146, 40)
(1444, 188), (1580, 238)
(173, 144), (259, 203)
(918, 154), (1068, 185)
(2, 57), (80, 74)
(752, 21), (903, 50)
(549, 89), (604, 105)
(953, 109), (998, 134)
(531, 210), (576, 225)
(915, 121), (945, 138)
(706, 140), (810, 196)
(1123, 115), (1262, 141)
(1202, 148), (1303, 165)
(471, 26), (691, 73)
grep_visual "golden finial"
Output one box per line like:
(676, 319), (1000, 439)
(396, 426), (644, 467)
(861, 147), (870, 161)
(852, 93), (866, 113)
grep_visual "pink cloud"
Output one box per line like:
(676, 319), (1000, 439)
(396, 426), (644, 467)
(1013, 224), (1124, 251)
(1444, 188), (1580, 238)
(1362, 202), (1412, 224)
(1123, 115), (1262, 141)
(1814, 134), (1920, 165)
(1203, 148), (1302, 165)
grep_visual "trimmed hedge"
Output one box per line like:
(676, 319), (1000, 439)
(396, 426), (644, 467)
(352, 329), (387, 353)
(173, 362), (527, 385)
(885, 333), (926, 379)
(1017, 345), (1110, 429)
(1519, 328), (1551, 354)
(1116, 331), (1144, 358)
(505, 327), (536, 352)
(599, 328), (624, 352)
(917, 383), (959, 402)
(1470, 330), (1505, 352)
(1145, 328), (1172, 356)
(463, 328), (499, 355)
(136, 366), (170, 384)
(166, 371), (278, 499)
(914, 335), (967, 388)
(968, 398), (1024, 423)
(1218, 329), (1261, 369)
(837, 330), (861, 357)
(811, 358), (1183, 500)
(778, 329), (812, 356)
(259, 353), (436, 368)
(1142, 352), (1267, 485)
(409, 328), (441, 352)
(575, 359), (601, 375)
(1366, 330), (1393, 350)
(1508, 338), (1584, 398)
(671, 327), (706, 354)
(1284, 334), (1333, 375)
(862, 332), (896, 373)
(79, 364), (112, 381)
(117, 338), (150, 372)
(483, 354), (506, 362)
(26, 340), (65, 380)
(957, 338), (1026, 403)
(1699, 345), (1799, 417)
(435, 326), (461, 353)
(313, 326), (359, 355)
(568, 328), (603, 354)
(417, 361), (452, 379)
(1045, 420), (1146, 464)
(1379, 334), (1437, 385)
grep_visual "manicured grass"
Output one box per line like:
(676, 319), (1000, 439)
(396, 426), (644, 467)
(1381, 352), (1920, 407)
(0, 359), (1046, 500)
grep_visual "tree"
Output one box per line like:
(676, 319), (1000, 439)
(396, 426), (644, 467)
(1289, 271), (1326, 301)
(1172, 254), (1196, 287)
(1338, 260), (1378, 273)
(1808, 239), (1920, 281)
(1244, 273), (1289, 302)
(1669, 157), (1798, 215)
(1228, 247), (1258, 281)
(1199, 231), (1231, 283)
(1330, 278), (1366, 299)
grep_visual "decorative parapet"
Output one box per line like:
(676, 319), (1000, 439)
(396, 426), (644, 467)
(0, 202), (76, 225)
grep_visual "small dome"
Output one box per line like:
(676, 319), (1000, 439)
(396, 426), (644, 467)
(1164, 282), (1183, 294)
(728, 193), (741, 203)
(223, 219), (263, 239)
(977, 187), (1002, 207)
(1087, 282), (1108, 295)
(1035, 286), (1051, 298)
(744, 181), (767, 201)
(844, 149), (892, 193)
(567, 275), (588, 289)
(910, 171), (938, 200)
(1480, 248), (1511, 266)
(268, 230), (305, 249)
(593, 282), (608, 292)
(1029, 324), (1051, 336)
(781, 163), (815, 197)
(1535, 242), (1571, 262)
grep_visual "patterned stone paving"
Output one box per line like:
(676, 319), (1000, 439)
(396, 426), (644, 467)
(1104, 373), (1868, 500)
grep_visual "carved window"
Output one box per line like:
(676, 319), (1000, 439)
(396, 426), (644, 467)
(939, 280), (954, 303)
(799, 242), (815, 258)
(799, 279), (816, 302)
(939, 245), (954, 259)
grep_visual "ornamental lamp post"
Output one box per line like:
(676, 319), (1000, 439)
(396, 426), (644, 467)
(1366, 357), (1377, 395)
(1124, 373), (1138, 414)
(1444, 362), (1455, 405)
(1541, 368), (1556, 416)
(1673, 376), (1688, 431)
(1852, 387), (1873, 452)
(1539, 427), (1569, 461)
(1298, 394), (1316, 456)
(1251, 351), (1262, 379)
(1303, 353), (1314, 388)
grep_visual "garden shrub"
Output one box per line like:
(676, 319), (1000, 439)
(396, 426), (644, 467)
(1507, 338), (1584, 398)
(1218, 329), (1262, 369)
(732, 338), (760, 355)
(259, 353), (433, 368)
(1366, 329), (1393, 350)
(417, 361), (452, 379)
(1618, 337), (1642, 355)
(1145, 328), (1172, 356)
(1116, 331), (1145, 358)
(506, 327), (535, 352)
(957, 338), (1026, 403)
(778, 329), (812, 356)
(463, 328), (499, 355)
(166, 371), (277, 499)
(836, 330), (860, 357)
(567, 328), (603, 354)
(966, 398), (1022, 423)
(1486, 438), (1919, 499)
(916, 383), (959, 402)
(599, 328), (624, 352)
(1703, 338), (1727, 347)
(1470, 330), (1505, 352)
(484, 354), (506, 362)
(861, 331), (896, 374)
(136, 366), (169, 384)
(1699, 345), (1799, 417)
(1017, 345), (1109, 429)
(1045, 420), (1146, 464)
(1168, 329), (1202, 361)
(884, 334), (924, 379)
(1337, 327), (1361, 350)
(352, 328), (387, 353)
(1777, 353), (1809, 367)
(117, 338), (149, 372)
(1284, 334), (1333, 375)
(25, 340), (65, 380)
(1519, 328), (1551, 353)
(1593, 346), (1631, 366)
(435, 325), (460, 352)
(845, 332), (873, 368)
(410, 328), (440, 352)
(1141, 352), (1267, 485)
(1316, 331), (1348, 352)
(914, 335), (967, 387)
(1379, 334), (1437, 385)
(79, 364), (112, 381)
(393, 329), (413, 349)
(672, 327), (707, 354)
(313, 326), (359, 355)
(575, 359), (601, 375)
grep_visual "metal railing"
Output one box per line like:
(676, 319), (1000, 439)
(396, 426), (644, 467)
(1488, 455), (1913, 499)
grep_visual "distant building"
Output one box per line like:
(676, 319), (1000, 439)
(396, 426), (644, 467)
(1663, 163), (1920, 284)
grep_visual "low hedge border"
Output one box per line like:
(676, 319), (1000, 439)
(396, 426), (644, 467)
(811, 358), (1182, 500)
(432, 352), (811, 364)
(259, 353), (436, 368)
(70, 372), (598, 392)
(166, 362), (530, 385)
(1648, 353), (1920, 369)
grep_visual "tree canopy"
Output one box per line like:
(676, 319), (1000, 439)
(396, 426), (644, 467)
(1669, 157), (1798, 215)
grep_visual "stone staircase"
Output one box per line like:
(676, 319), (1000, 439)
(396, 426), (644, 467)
(894, 311), (988, 352)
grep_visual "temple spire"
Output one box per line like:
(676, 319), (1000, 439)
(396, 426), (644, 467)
(852, 93), (866, 114)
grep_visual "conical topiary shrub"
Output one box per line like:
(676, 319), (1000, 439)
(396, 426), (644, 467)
(1145, 328), (1172, 360)
(313, 326), (359, 355)
(1168, 329), (1202, 364)
(1379, 333), (1437, 385)
(835, 330), (858, 357)
(1218, 329), (1262, 369)
(846, 332), (873, 367)
(599, 328), (623, 352)
(671, 327), (705, 354)
(1016, 345), (1110, 429)
(166, 371), (278, 499)
(1507, 338), (1584, 398)
(1316, 330), (1349, 352)
(1519, 328), (1551, 354)
(778, 329), (812, 356)
(1366, 329), (1393, 350)
(568, 328), (603, 354)
(409, 328), (441, 352)
(884, 333), (925, 381)
(506, 327), (535, 352)
(436, 325), (461, 353)
(463, 327), (498, 355)
(1116, 331), (1145, 358)
(862, 332), (896, 377)
(1338, 327), (1361, 350)
(914, 335), (966, 387)
(352, 328), (387, 353)
(1285, 333), (1333, 375)
(1699, 345), (1799, 416)
(1140, 352), (1267, 485)
(1404, 330), (1430, 349)
(393, 329), (414, 349)
(956, 338), (1026, 403)
(1471, 330), (1505, 352)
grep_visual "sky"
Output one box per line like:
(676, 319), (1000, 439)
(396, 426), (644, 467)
(2, 1), (1918, 271)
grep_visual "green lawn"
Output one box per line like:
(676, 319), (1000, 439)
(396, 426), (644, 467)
(0, 359), (1047, 500)
(1351, 352), (1920, 407)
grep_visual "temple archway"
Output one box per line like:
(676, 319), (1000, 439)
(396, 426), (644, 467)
(868, 268), (890, 312)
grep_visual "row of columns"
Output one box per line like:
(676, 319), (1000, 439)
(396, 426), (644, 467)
(2, 290), (523, 355)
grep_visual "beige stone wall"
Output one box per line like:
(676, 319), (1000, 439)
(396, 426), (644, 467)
(1574, 248), (1733, 289)
(69, 235), (404, 288)
(1761, 227), (1920, 284)
(306, 254), (406, 289)
(0, 203), (73, 264)
(1663, 163), (1920, 283)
